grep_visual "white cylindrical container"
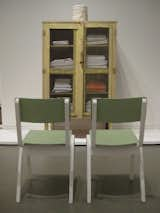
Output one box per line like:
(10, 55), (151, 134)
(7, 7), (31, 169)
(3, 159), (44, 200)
(72, 4), (88, 21)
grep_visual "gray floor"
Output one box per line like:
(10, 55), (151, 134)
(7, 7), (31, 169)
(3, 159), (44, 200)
(0, 145), (160, 213)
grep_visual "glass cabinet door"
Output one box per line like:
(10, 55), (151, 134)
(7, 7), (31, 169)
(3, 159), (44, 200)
(83, 24), (111, 115)
(49, 28), (74, 113)
(43, 23), (82, 117)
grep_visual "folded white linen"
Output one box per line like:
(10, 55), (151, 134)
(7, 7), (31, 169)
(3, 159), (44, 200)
(52, 40), (69, 45)
(87, 55), (106, 60)
(86, 55), (107, 67)
(87, 35), (107, 41)
(87, 65), (107, 68)
(50, 58), (73, 66)
(53, 78), (72, 93)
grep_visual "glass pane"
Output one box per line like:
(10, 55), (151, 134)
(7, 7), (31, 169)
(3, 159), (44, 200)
(84, 74), (108, 113)
(50, 29), (74, 70)
(85, 28), (109, 69)
(50, 29), (73, 45)
(50, 74), (74, 112)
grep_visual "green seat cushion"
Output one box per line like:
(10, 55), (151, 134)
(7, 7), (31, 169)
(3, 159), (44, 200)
(23, 130), (66, 145)
(95, 129), (138, 146)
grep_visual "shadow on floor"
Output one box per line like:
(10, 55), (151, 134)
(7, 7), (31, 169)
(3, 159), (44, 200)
(21, 174), (153, 201)
(0, 146), (160, 213)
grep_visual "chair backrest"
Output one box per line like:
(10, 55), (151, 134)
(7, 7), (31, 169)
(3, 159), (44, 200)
(96, 98), (143, 123)
(15, 98), (70, 146)
(91, 97), (147, 146)
(18, 98), (65, 123)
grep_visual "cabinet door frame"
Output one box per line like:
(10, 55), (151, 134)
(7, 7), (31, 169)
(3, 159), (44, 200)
(83, 22), (116, 116)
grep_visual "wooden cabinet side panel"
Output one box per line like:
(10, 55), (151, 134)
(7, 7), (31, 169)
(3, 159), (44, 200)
(110, 23), (116, 97)
(43, 24), (50, 98)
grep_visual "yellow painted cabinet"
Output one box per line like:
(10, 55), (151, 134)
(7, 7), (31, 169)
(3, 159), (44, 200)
(43, 22), (116, 118)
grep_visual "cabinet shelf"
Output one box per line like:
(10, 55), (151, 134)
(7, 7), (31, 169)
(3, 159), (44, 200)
(83, 112), (90, 117)
(50, 69), (73, 74)
(85, 69), (109, 74)
(50, 92), (72, 96)
(86, 92), (108, 95)
(86, 44), (108, 47)
(50, 44), (74, 48)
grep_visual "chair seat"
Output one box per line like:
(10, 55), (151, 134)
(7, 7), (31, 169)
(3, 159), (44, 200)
(23, 130), (66, 145)
(95, 129), (138, 146)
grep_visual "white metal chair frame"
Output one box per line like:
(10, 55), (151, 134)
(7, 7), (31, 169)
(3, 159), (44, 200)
(87, 97), (147, 203)
(15, 98), (75, 203)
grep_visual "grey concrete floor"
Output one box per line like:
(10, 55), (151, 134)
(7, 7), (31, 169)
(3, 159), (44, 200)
(0, 145), (160, 213)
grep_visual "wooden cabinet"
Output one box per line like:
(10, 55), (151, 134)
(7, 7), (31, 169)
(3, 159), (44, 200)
(43, 22), (116, 118)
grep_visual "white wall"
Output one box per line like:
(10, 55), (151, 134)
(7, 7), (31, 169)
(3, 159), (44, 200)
(0, 0), (160, 128)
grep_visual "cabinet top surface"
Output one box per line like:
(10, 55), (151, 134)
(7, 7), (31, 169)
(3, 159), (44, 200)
(42, 21), (117, 24)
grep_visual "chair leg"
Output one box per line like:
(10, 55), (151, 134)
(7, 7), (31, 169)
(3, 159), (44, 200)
(139, 146), (146, 202)
(16, 146), (23, 203)
(87, 135), (91, 203)
(129, 153), (135, 181)
(69, 135), (74, 204)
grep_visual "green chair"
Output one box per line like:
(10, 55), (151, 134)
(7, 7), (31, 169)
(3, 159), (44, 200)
(15, 98), (75, 203)
(86, 97), (147, 203)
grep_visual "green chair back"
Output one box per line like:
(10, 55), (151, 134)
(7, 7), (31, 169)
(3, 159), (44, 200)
(96, 98), (143, 123)
(19, 98), (65, 123)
